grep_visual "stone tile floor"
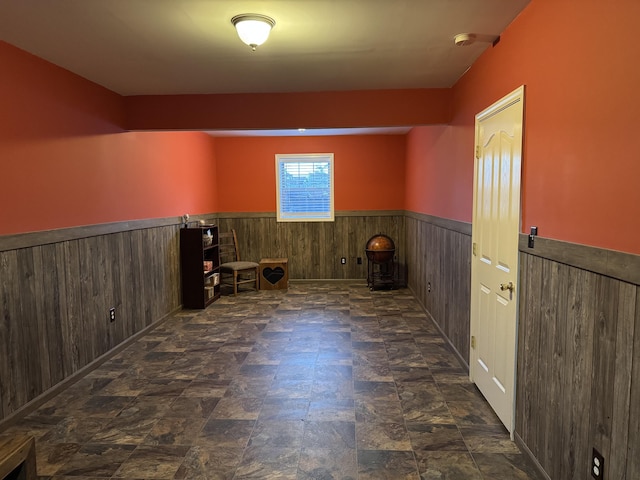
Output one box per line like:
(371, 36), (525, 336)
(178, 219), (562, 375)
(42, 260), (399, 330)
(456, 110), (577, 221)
(2, 282), (543, 479)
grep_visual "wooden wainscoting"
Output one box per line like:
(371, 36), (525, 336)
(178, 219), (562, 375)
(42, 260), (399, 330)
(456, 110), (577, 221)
(404, 212), (472, 367)
(0, 217), (193, 424)
(216, 211), (406, 281)
(516, 236), (640, 480)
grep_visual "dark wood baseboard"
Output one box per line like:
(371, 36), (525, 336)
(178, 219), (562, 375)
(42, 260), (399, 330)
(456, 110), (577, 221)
(407, 285), (470, 372)
(514, 431), (552, 480)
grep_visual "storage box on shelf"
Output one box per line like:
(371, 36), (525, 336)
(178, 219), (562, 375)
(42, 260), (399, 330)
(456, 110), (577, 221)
(180, 225), (220, 308)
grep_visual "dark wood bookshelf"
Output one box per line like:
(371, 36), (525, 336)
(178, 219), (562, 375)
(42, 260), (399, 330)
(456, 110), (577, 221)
(180, 225), (220, 308)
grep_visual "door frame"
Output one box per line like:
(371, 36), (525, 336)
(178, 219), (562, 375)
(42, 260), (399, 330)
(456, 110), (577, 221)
(469, 85), (525, 435)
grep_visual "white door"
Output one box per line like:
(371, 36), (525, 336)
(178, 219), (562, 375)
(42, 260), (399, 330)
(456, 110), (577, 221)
(470, 86), (524, 433)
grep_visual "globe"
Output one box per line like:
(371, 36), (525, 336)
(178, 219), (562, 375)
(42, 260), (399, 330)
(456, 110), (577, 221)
(365, 234), (395, 264)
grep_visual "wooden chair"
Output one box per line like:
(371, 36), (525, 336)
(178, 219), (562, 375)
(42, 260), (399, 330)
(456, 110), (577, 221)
(219, 229), (259, 295)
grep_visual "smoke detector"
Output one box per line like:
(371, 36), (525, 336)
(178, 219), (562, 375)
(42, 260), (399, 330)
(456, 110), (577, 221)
(454, 33), (477, 46)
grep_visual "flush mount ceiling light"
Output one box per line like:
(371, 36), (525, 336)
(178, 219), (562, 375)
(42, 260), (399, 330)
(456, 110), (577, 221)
(231, 14), (275, 51)
(454, 33), (476, 46)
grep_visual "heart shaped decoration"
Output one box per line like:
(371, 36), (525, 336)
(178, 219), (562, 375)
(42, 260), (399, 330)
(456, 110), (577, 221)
(263, 267), (284, 285)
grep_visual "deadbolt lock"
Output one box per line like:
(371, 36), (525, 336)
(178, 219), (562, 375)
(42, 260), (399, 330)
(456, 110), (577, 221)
(499, 282), (514, 293)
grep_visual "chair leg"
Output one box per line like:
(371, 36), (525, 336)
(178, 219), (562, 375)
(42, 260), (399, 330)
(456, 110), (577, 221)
(233, 271), (238, 295)
(254, 267), (259, 291)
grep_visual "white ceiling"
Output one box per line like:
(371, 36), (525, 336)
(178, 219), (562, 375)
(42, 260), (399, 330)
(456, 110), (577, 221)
(0, 0), (530, 97)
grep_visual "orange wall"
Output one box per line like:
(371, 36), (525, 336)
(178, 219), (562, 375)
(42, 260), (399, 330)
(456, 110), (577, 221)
(215, 135), (405, 212)
(405, 125), (472, 223)
(125, 89), (451, 131)
(7, 0), (640, 252)
(0, 42), (218, 235)
(405, 0), (640, 254)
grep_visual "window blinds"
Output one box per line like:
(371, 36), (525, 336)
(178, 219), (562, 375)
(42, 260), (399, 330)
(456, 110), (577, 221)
(276, 154), (334, 222)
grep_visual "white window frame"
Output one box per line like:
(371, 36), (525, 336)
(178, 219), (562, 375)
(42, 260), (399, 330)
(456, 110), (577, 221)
(275, 153), (334, 222)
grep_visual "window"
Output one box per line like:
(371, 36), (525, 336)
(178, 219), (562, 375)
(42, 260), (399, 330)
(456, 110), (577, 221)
(276, 153), (334, 222)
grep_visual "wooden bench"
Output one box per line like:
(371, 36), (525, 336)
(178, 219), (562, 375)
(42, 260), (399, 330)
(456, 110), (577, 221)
(0, 435), (36, 480)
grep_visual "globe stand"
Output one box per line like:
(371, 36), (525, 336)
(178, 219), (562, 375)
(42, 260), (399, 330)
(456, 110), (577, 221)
(365, 233), (396, 290)
(367, 256), (395, 290)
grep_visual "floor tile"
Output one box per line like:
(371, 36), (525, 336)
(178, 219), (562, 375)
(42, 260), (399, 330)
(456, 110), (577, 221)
(355, 398), (405, 424)
(459, 424), (521, 453)
(356, 422), (412, 451)
(165, 396), (220, 418)
(34, 441), (82, 476)
(308, 399), (355, 422)
(415, 451), (483, 479)
(397, 383), (454, 424)
(111, 444), (189, 478)
(174, 445), (242, 480)
(233, 445), (300, 479)
(196, 419), (255, 449)
(302, 421), (356, 450)
(473, 452), (545, 479)
(74, 395), (135, 419)
(258, 398), (309, 422)
(267, 378), (313, 398)
(39, 416), (107, 444)
(446, 400), (502, 425)
(407, 423), (468, 453)
(298, 447), (357, 480)
(247, 420), (305, 448)
(353, 364), (394, 382)
(182, 378), (230, 397)
(391, 366), (433, 385)
(54, 444), (137, 477)
(311, 379), (354, 400)
(354, 381), (399, 402)
(210, 396), (263, 420)
(143, 416), (205, 446)
(5, 282), (540, 480)
(357, 450), (420, 479)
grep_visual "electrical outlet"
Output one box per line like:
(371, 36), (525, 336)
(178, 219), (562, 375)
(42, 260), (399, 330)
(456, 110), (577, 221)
(591, 448), (604, 479)
(357, 257), (362, 265)
(109, 308), (116, 323)
(340, 257), (346, 265)
(427, 282), (432, 293)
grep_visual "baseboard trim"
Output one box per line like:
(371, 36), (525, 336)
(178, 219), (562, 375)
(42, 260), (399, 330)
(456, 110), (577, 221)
(514, 431), (551, 480)
(0, 305), (181, 430)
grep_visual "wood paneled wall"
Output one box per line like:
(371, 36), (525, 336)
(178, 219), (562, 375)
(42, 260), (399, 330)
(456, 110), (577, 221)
(403, 216), (640, 480)
(216, 212), (405, 281)
(517, 245), (640, 480)
(404, 212), (472, 366)
(7, 210), (637, 480)
(0, 211), (403, 425)
(0, 223), (182, 423)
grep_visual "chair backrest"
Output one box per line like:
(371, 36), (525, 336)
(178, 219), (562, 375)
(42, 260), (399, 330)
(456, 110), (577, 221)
(219, 229), (241, 263)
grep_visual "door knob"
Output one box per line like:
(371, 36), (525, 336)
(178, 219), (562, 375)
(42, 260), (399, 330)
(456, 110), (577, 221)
(499, 282), (514, 293)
